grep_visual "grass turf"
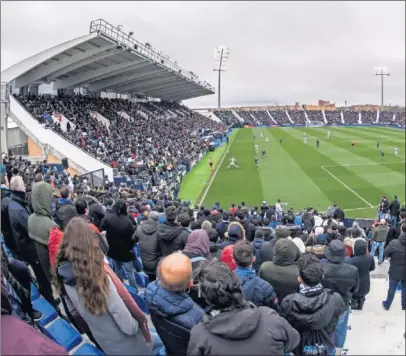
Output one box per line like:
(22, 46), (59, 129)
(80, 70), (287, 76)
(179, 126), (405, 218)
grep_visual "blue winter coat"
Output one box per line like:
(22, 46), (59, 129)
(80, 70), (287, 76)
(235, 267), (279, 311)
(251, 238), (265, 273)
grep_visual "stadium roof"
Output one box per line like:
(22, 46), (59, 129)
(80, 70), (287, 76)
(1, 19), (215, 101)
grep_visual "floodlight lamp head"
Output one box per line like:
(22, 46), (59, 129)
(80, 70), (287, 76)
(118, 25), (123, 30)
(129, 31), (134, 37)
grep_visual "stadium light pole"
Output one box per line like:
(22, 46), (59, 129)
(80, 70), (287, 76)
(213, 46), (230, 111)
(375, 67), (390, 108)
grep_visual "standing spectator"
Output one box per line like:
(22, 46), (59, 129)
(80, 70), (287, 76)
(188, 260), (300, 355)
(201, 220), (219, 243)
(302, 207), (315, 232)
(53, 186), (75, 228)
(260, 227), (291, 262)
(259, 239), (301, 301)
(215, 213), (230, 240)
(378, 196), (390, 220)
(234, 241), (279, 310)
(345, 240), (375, 310)
(134, 211), (161, 282)
(333, 204), (345, 222)
(236, 211), (255, 242)
(382, 223), (406, 311)
(280, 254), (345, 356)
(251, 229), (265, 273)
(56, 218), (150, 355)
(156, 206), (189, 257)
(219, 222), (245, 271)
(389, 195), (400, 227)
(144, 253), (204, 356)
(321, 240), (359, 355)
(182, 229), (211, 271)
(100, 199), (137, 289)
(370, 219), (389, 264)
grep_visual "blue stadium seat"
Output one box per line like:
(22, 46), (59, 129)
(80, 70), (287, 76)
(135, 271), (149, 288)
(44, 318), (82, 351)
(125, 284), (149, 314)
(73, 343), (105, 355)
(30, 283), (40, 301)
(32, 297), (58, 326)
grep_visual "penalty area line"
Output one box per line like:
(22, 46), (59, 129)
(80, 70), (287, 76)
(321, 166), (374, 208)
(197, 132), (238, 207)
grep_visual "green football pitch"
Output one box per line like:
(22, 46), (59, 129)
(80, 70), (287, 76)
(179, 126), (405, 218)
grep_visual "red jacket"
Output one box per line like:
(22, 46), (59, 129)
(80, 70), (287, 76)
(221, 245), (237, 271)
(48, 227), (64, 268)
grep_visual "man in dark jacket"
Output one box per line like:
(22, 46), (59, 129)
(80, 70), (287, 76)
(389, 195), (400, 226)
(345, 240), (375, 310)
(370, 218), (389, 264)
(280, 254), (345, 356)
(53, 186), (75, 228)
(260, 227), (291, 262)
(321, 240), (359, 354)
(144, 253), (204, 356)
(234, 241), (279, 311)
(236, 211), (255, 242)
(156, 206), (189, 256)
(251, 229), (265, 273)
(302, 208), (315, 232)
(382, 224), (406, 310)
(215, 213), (230, 240)
(134, 211), (161, 282)
(333, 205), (345, 222)
(259, 238), (301, 301)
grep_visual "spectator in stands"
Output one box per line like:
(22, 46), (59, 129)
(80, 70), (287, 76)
(156, 206), (189, 256)
(182, 229), (211, 271)
(389, 195), (400, 227)
(188, 260), (300, 355)
(53, 186), (75, 227)
(236, 211), (255, 241)
(219, 222), (246, 271)
(145, 253), (204, 356)
(7, 176), (58, 307)
(100, 199), (137, 290)
(251, 229), (265, 273)
(302, 207), (315, 232)
(370, 219), (389, 264)
(345, 240), (375, 310)
(56, 218), (150, 355)
(280, 254), (345, 356)
(233, 241), (279, 310)
(201, 220), (218, 242)
(260, 226), (291, 262)
(260, 238), (301, 301)
(321, 240), (359, 355)
(215, 212), (230, 240)
(382, 223), (406, 311)
(134, 211), (161, 282)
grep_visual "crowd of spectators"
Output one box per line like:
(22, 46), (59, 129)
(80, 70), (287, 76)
(306, 110), (324, 123)
(288, 110), (307, 125)
(213, 110), (241, 127)
(252, 110), (272, 125)
(343, 110), (359, 124)
(2, 168), (405, 355)
(269, 110), (291, 125)
(236, 110), (256, 125)
(360, 111), (377, 124)
(325, 110), (342, 124)
(379, 111), (394, 125)
(393, 111), (406, 127)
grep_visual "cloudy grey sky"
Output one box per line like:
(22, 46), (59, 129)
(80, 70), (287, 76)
(1, 1), (405, 108)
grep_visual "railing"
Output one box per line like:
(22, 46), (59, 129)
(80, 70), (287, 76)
(8, 143), (28, 156)
(89, 19), (215, 93)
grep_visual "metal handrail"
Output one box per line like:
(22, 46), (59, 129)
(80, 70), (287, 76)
(89, 19), (215, 93)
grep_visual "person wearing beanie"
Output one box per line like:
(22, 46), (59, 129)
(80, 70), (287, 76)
(156, 206), (190, 257)
(251, 229), (265, 273)
(259, 239), (301, 301)
(134, 210), (161, 282)
(321, 240), (359, 354)
(260, 226), (291, 263)
(219, 221), (245, 271)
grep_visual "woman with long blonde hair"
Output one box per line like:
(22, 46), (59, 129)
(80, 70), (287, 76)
(55, 218), (150, 355)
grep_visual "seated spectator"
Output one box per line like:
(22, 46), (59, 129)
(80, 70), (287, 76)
(259, 239), (301, 301)
(56, 218), (150, 355)
(233, 241), (279, 311)
(220, 222), (246, 271)
(134, 211), (161, 282)
(182, 229), (211, 270)
(157, 206), (189, 256)
(321, 240), (359, 355)
(280, 254), (345, 356)
(145, 253), (204, 356)
(345, 240), (375, 310)
(188, 260), (300, 355)
(100, 199), (137, 290)
(382, 223), (406, 311)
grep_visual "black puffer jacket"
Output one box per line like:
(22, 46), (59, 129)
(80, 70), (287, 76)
(187, 304), (300, 356)
(1, 188), (19, 258)
(345, 240), (375, 298)
(156, 222), (189, 256)
(302, 212), (315, 232)
(259, 239), (301, 301)
(384, 232), (406, 280)
(239, 219), (255, 242)
(134, 219), (161, 274)
(280, 286), (345, 356)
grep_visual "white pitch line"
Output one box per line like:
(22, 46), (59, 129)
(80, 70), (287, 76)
(323, 161), (405, 168)
(321, 166), (374, 208)
(198, 132), (238, 207)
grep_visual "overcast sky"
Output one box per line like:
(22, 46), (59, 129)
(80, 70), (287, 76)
(1, 1), (405, 108)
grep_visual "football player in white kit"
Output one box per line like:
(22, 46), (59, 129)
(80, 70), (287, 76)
(227, 156), (239, 168)
(304, 133), (308, 144)
(265, 136), (269, 143)
(394, 147), (399, 157)
(260, 132), (263, 138)
(255, 144), (259, 153)
(327, 130), (331, 139)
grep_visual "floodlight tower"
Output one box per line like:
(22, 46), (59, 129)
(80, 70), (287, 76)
(213, 46), (230, 111)
(375, 67), (390, 108)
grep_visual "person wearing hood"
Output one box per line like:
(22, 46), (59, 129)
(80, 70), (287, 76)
(88, 203), (106, 232)
(260, 227), (291, 262)
(236, 211), (255, 242)
(280, 254), (345, 356)
(219, 222), (245, 271)
(251, 229), (265, 273)
(55, 218), (150, 356)
(134, 211), (161, 282)
(345, 239), (375, 310)
(28, 180), (57, 283)
(234, 241), (279, 311)
(182, 229), (211, 270)
(215, 213), (230, 240)
(259, 238), (301, 301)
(156, 206), (189, 257)
(321, 240), (359, 355)
(100, 199), (137, 290)
(382, 223), (406, 311)
(145, 253), (205, 356)
(53, 186), (75, 228)
(370, 219), (389, 264)
(188, 260), (300, 356)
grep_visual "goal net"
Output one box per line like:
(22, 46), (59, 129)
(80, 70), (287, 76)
(306, 121), (325, 127)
